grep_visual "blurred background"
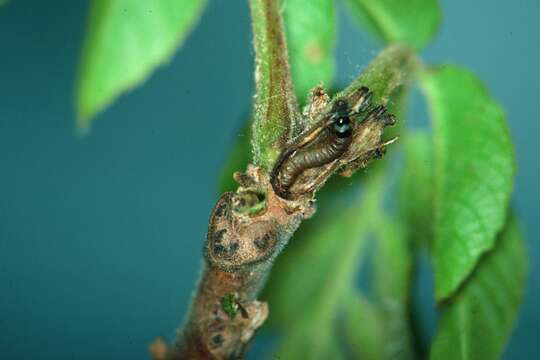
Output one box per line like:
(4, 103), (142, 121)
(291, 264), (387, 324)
(0, 0), (538, 359)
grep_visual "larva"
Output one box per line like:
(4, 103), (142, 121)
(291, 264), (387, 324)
(270, 88), (371, 200)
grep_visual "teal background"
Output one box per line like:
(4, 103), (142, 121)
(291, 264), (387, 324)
(0, 0), (538, 359)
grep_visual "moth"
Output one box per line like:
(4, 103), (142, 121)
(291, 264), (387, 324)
(270, 86), (380, 200)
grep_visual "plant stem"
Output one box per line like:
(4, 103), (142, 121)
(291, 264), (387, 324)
(250, 0), (301, 169)
(166, 264), (269, 359)
(157, 1), (417, 357)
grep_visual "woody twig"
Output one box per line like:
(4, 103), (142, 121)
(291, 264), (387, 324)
(153, 0), (417, 358)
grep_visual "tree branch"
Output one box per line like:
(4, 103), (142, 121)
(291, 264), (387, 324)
(156, 1), (417, 357)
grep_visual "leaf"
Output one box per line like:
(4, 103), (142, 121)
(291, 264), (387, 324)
(372, 219), (415, 359)
(264, 171), (385, 359)
(421, 65), (516, 300)
(77, 0), (207, 131)
(398, 131), (434, 248)
(249, 0), (301, 169)
(282, 0), (336, 103)
(344, 0), (441, 50)
(343, 218), (417, 360)
(343, 293), (385, 360)
(430, 216), (527, 360)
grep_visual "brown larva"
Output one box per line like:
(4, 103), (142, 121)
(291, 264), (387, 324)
(270, 87), (373, 199)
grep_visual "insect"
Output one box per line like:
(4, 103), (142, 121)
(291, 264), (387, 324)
(270, 87), (372, 200)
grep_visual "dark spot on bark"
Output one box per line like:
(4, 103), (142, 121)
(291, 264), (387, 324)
(214, 202), (228, 218)
(211, 229), (227, 243)
(214, 244), (226, 254)
(210, 333), (223, 348)
(238, 304), (249, 319)
(229, 242), (239, 253)
(254, 233), (272, 251)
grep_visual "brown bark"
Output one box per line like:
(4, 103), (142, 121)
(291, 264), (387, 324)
(169, 266), (269, 359)
(166, 167), (313, 359)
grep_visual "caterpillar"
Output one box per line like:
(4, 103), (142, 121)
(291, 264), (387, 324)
(270, 87), (372, 199)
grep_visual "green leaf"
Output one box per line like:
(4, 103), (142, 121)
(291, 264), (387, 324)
(343, 220), (417, 360)
(264, 171), (385, 359)
(77, 0), (207, 131)
(343, 293), (385, 360)
(344, 0), (441, 50)
(282, 0), (336, 103)
(421, 65), (516, 300)
(372, 219), (415, 359)
(249, 0), (301, 169)
(398, 131), (434, 248)
(430, 216), (527, 360)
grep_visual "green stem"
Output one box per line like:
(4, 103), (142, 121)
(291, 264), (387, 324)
(337, 44), (419, 106)
(249, 0), (301, 169)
